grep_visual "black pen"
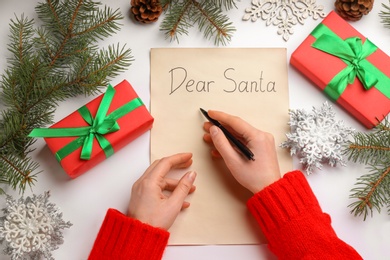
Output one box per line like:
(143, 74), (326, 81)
(200, 108), (255, 161)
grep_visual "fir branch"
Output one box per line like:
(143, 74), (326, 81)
(212, 0), (238, 10)
(344, 119), (390, 219)
(159, 0), (237, 45)
(0, 0), (132, 193)
(0, 154), (40, 194)
(348, 165), (390, 220)
(345, 131), (390, 165)
(192, 1), (235, 46)
(380, 0), (390, 29)
(161, 0), (237, 10)
(160, 1), (192, 40)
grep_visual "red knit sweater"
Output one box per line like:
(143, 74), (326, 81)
(88, 171), (362, 259)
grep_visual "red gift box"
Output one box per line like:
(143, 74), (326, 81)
(31, 80), (154, 178)
(291, 11), (390, 128)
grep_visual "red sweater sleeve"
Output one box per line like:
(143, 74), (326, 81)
(88, 208), (169, 260)
(247, 170), (363, 260)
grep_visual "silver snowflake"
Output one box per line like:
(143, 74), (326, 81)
(0, 191), (72, 260)
(281, 102), (354, 174)
(243, 0), (326, 41)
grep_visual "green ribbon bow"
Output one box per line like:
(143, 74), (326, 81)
(311, 23), (390, 100)
(29, 85), (143, 161)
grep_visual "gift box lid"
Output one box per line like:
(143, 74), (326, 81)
(42, 80), (154, 178)
(291, 11), (390, 128)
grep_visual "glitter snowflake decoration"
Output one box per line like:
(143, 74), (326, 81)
(243, 0), (326, 41)
(281, 102), (354, 175)
(0, 191), (72, 260)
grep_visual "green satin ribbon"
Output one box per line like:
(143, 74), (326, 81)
(310, 23), (390, 100)
(29, 85), (143, 161)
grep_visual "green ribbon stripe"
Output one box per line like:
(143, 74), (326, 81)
(29, 85), (143, 161)
(310, 23), (390, 100)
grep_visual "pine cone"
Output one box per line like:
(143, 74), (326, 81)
(131, 0), (163, 24)
(335, 0), (374, 21)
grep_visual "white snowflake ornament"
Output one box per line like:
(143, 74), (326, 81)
(281, 102), (354, 174)
(243, 0), (326, 41)
(0, 191), (72, 260)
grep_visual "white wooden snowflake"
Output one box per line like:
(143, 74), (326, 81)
(281, 102), (354, 174)
(0, 191), (72, 260)
(243, 0), (326, 41)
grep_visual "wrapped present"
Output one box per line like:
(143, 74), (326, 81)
(291, 11), (390, 128)
(29, 80), (154, 178)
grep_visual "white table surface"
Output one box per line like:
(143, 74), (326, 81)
(1, 0), (389, 259)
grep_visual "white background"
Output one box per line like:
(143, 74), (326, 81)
(0, 0), (389, 259)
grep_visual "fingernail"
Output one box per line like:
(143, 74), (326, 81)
(210, 126), (218, 136)
(188, 171), (196, 181)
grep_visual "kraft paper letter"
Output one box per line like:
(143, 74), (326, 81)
(150, 48), (292, 245)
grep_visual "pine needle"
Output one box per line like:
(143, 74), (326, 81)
(159, 0), (238, 45)
(380, 0), (390, 29)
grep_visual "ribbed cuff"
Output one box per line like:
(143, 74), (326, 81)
(247, 171), (336, 253)
(246, 171), (363, 260)
(247, 170), (327, 240)
(89, 208), (169, 260)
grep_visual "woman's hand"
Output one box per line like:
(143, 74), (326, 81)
(203, 110), (281, 194)
(127, 153), (196, 230)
